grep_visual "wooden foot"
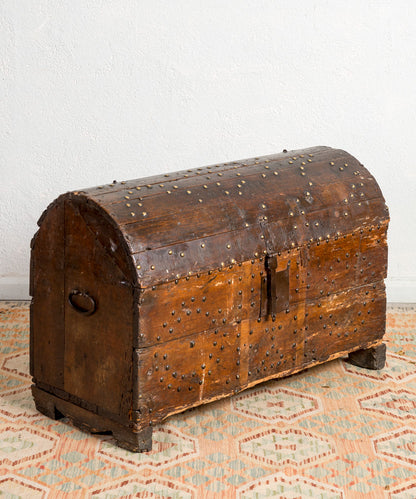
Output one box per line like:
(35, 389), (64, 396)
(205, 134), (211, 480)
(348, 343), (386, 370)
(113, 426), (152, 453)
(32, 384), (152, 452)
(32, 385), (64, 420)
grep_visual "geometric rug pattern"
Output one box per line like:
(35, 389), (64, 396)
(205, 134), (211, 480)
(0, 301), (415, 498)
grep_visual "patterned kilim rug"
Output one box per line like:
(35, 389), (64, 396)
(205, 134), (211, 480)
(0, 301), (415, 498)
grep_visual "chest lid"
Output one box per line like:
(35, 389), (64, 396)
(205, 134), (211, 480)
(78, 146), (388, 288)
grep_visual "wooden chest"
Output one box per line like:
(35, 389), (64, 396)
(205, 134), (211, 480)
(30, 146), (389, 452)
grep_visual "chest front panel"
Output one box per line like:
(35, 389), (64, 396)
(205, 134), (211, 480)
(135, 221), (387, 420)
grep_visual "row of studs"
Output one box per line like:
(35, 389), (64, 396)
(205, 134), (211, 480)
(142, 285), (381, 391)
(122, 161), (358, 218)
(148, 327), (295, 391)
(95, 152), (316, 192)
(135, 215), (383, 274)
(145, 291), (304, 343)
(109, 153), (359, 210)
(126, 178), (371, 233)
(135, 224), (386, 289)
(148, 285), (379, 351)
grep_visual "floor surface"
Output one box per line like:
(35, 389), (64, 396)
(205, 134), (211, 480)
(0, 301), (415, 498)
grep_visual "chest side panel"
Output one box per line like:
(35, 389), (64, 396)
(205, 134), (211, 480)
(63, 200), (135, 419)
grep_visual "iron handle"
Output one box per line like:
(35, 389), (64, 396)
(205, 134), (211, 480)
(68, 290), (96, 316)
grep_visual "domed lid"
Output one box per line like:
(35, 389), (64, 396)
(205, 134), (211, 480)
(74, 146), (388, 287)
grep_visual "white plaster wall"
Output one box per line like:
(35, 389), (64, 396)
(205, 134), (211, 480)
(0, 1), (415, 301)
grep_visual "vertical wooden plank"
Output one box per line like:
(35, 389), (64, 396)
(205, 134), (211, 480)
(244, 307), (305, 384)
(30, 200), (65, 388)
